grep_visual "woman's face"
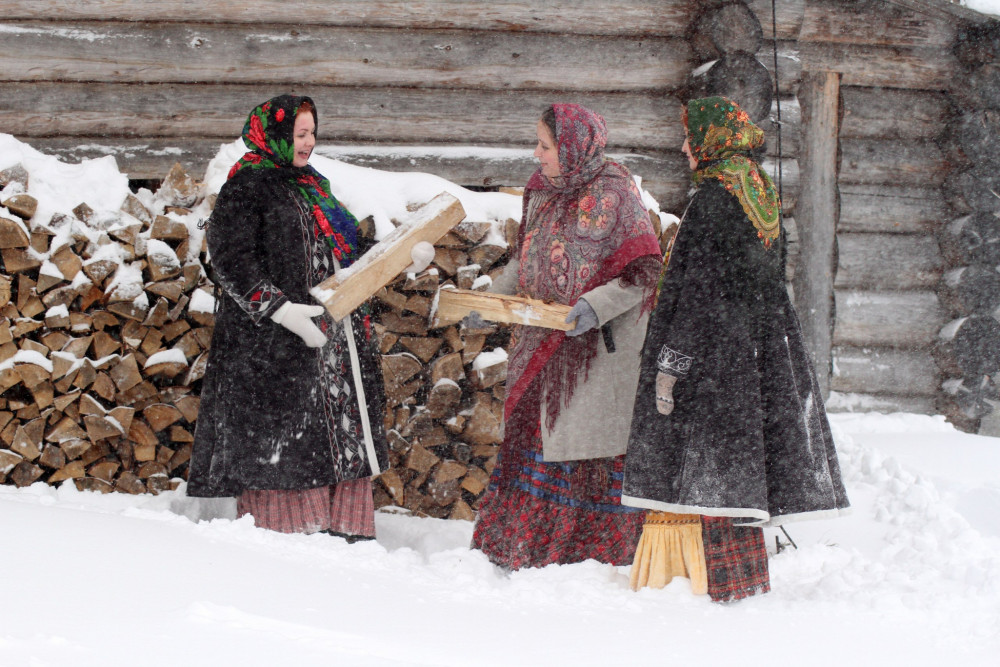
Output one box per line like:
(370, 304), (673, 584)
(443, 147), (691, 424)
(292, 111), (316, 167)
(682, 136), (698, 170)
(534, 119), (560, 178)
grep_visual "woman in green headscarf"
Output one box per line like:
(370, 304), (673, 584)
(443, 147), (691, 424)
(622, 97), (850, 601)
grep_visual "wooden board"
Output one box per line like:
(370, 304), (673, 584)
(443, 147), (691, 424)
(433, 289), (574, 331)
(840, 86), (950, 141)
(799, 41), (958, 91)
(0, 21), (691, 92)
(839, 138), (947, 188)
(800, 0), (957, 48)
(312, 192), (466, 321)
(839, 184), (949, 234)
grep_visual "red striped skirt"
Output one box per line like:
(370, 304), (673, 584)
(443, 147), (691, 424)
(237, 478), (375, 537)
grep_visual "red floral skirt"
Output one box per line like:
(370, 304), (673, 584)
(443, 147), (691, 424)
(472, 421), (644, 571)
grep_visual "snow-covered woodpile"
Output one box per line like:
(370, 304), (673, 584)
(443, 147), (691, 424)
(0, 163), (211, 492)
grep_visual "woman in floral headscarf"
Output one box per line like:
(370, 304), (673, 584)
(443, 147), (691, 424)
(470, 104), (663, 570)
(188, 95), (405, 541)
(622, 97), (850, 601)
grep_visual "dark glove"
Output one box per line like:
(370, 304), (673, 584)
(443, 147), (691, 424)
(564, 298), (598, 337)
(460, 310), (489, 330)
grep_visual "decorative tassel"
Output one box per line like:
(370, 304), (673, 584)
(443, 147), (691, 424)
(630, 511), (708, 594)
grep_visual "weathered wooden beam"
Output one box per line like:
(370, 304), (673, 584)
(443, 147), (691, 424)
(840, 86), (951, 141)
(800, 0), (958, 49)
(839, 138), (948, 187)
(794, 70), (840, 395)
(0, 82), (683, 151)
(839, 184), (948, 234)
(833, 289), (946, 347)
(0, 21), (691, 92)
(0, 0), (701, 36)
(432, 288), (574, 330)
(799, 42), (958, 90)
(834, 232), (943, 290)
(312, 192), (466, 322)
(830, 346), (940, 397)
(746, 0), (805, 42)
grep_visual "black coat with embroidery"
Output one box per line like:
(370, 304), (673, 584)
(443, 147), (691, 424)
(622, 180), (849, 524)
(187, 167), (389, 498)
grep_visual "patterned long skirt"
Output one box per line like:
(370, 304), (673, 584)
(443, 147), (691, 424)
(237, 478), (375, 537)
(701, 516), (770, 602)
(472, 421), (645, 571)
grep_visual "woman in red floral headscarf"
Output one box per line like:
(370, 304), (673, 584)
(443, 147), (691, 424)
(188, 95), (403, 541)
(471, 104), (663, 570)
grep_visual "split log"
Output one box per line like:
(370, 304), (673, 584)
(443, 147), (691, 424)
(432, 288), (573, 331)
(312, 192), (466, 321)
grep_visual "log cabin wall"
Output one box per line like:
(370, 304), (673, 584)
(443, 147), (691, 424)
(0, 0), (997, 431)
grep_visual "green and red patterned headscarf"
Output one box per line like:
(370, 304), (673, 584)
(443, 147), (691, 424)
(228, 94), (359, 265)
(684, 96), (781, 248)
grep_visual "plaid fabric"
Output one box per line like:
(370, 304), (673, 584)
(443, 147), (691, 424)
(237, 478), (375, 537)
(701, 516), (770, 602)
(472, 422), (643, 570)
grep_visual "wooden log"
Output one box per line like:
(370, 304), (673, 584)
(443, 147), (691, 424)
(692, 2), (763, 59)
(943, 166), (1000, 216)
(831, 346), (940, 397)
(939, 266), (1000, 316)
(944, 110), (1000, 172)
(433, 288), (574, 331)
(794, 70), (839, 394)
(798, 41), (958, 91)
(839, 139), (947, 188)
(833, 289), (946, 347)
(312, 193), (465, 321)
(839, 184), (949, 234)
(799, 0), (957, 49)
(0, 82), (684, 153)
(0, 0), (699, 36)
(0, 214), (29, 249)
(937, 315), (1000, 378)
(0, 21), (692, 92)
(939, 212), (1000, 267)
(690, 51), (774, 123)
(834, 233), (942, 290)
(840, 86), (950, 141)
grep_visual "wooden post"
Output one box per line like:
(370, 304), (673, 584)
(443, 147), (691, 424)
(794, 70), (840, 397)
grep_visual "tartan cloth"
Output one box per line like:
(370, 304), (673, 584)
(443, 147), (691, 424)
(700, 516), (770, 602)
(237, 478), (375, 537)
(472, 421), (644, 571)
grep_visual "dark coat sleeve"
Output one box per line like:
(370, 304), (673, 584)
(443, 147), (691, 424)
(207, 171), (290, 324)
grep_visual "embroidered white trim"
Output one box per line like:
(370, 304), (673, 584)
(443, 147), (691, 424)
(657, 345), (693, 376)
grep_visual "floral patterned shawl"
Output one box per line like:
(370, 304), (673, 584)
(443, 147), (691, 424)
(504, 104), (662, 443)
(228, 95), (360, 265)
(685, 96), (781, 248)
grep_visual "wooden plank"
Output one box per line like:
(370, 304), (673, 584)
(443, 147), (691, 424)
(839, 138), (947, 187)
(834, 232), (943, 290)
(0, 82), (683, 151)
(0, 21), (692, 92)
(839, 184), (948, 234)
(793, 71), (839, 394)
(840, 86), (950, 141)
(799, 42), (958, 90)
(800, 0), (957, 48)
(312, 193), (466, 322)
(0, 0), (701, 36)
(433, 288), (574, 331)
(833, 289), (946, 347)
(830, 346), (940, 397)
(826, 390), (937, 414)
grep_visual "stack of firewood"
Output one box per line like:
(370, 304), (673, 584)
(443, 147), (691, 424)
(1, 163), (212, 493)
(371, 214), (519, 520)
(1, 158), (528, 521)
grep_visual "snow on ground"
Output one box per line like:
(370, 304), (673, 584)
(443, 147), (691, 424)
(0, 413), (997, 667)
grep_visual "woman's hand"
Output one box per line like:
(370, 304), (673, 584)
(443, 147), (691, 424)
(404, 241), (435, 273)
(270, 302), (328, 348)
(564, 298), (598, 337)
(655, 371), (677, 415)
